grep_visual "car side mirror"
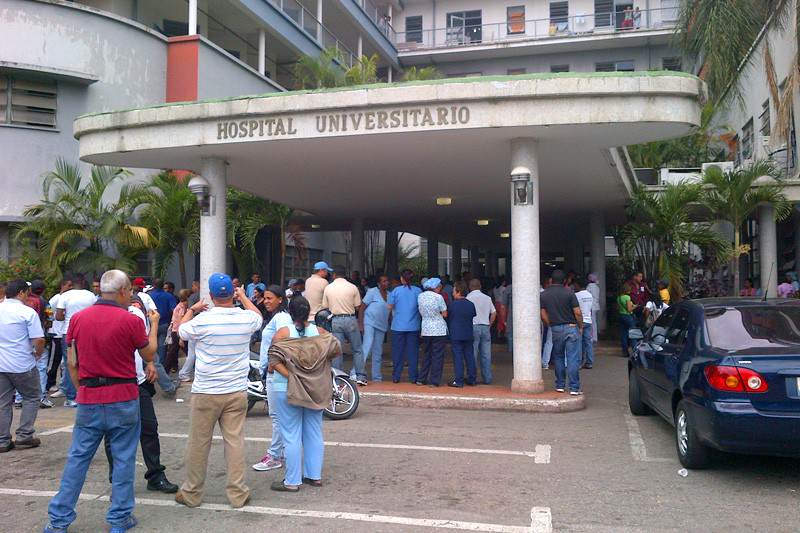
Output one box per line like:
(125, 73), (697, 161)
(628, 328), (644, 340)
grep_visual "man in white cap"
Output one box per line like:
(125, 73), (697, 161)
(303, 261), (333, 321)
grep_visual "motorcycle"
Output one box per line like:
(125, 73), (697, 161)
(246, 354), (359, 420)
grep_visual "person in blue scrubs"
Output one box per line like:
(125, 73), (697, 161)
(387, 269), (422, 383)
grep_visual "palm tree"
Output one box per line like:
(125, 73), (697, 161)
(401, 66), (441, 81)
(133, 172), (199, 288)
(620, 181), (729, 297)
(293, 47), (345, 89)
(701, 159), (791, 295)
(15, 159), (153, 278)
(345, 54), (379, 85)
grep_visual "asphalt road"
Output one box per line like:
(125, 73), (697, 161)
(1, 347), (798, 532)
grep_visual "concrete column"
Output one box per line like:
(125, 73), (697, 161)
(426, 235), (439, 275)
(258, 29), (267, 76)
(470, 245), (481, 276)
(357, 35), (363, 58)
(199, 158), (227, 301)
(188, 0), (198, 35)
(450, 239), (462, 278)
(510, 138), (544, 394)
(351, 218), (365, 275)
(759, 204), (778, 297)
(387, 68), (393, 83)
(316, 0), (323, 41)
(385, 230), (398, 278)
(590, 212), (607, 333)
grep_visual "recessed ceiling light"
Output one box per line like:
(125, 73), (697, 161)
(499, 232), (510, 238)
(436, 197), (452, 206)
(477, 219), (489, 226)
(311, 224), (321, 229)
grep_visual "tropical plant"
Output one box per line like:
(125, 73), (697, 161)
(762, 0), (800, 154)
(345, 53), (379, 85)
(132, 172), (199, 288)
(14, 159), (153, 278)
(401, 66), (441, 82)
(293, 47), (346, 89)
(618, 181), (730, 297)
(701, 159), (791, 295)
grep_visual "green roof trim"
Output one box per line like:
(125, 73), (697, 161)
(77, 70), (699, 119)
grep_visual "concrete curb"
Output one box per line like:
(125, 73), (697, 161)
(360, 391), (586, 413)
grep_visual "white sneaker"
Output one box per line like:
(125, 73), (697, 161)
(48, 386), (59, 393)
(555, 388), (565, 393)
(569, 391), (584, 396)
(50, 390), (65, 398)
(252, 454), (283, 471)
(63, 400), (78, 408)
(356, 378), (367, 386)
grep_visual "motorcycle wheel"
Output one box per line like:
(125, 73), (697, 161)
(324, 376), (359, 420)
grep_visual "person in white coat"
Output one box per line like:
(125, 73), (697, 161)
(587, 273), (602, 343)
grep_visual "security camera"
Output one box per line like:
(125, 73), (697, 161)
(187, 175), (213, 215)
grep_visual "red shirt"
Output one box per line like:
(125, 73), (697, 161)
(66, 300), (148, 404)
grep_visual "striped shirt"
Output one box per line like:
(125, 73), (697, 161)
(179, 306), (263, 394)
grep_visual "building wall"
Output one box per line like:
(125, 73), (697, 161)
(197, 38), (283, 99)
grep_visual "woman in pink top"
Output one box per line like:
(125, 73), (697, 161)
(164, 289), (190, 373)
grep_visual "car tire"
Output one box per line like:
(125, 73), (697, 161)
(628, 368), (652, 416)
(674, 400), (711, 469)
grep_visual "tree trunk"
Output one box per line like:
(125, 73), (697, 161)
(177, 244), (187, 289)
(733, 227), (741, 297)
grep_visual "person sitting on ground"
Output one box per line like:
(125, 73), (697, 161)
(175, 274), (263, 509)
(447, 281), (477, 388)
(267, 296), (342, 492)
(416, 278), (448, 387)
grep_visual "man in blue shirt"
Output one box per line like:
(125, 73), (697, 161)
(145, 279), (177, 397)
(387, 269), (422, 383)
(360, 275), (390, 382)
(447, 281), (477, 387)
(246, 273), (266, 300)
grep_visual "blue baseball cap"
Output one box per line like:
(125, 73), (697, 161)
(313, 261), (333, 272)
(208, 273), (234, 298)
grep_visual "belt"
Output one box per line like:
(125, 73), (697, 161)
(79, 377), (138, 388)
(333, 313), (356, 318)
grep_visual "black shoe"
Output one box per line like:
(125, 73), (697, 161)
(15, 437), (40, 449)
(147, 478), (179, 493)
(583, 364), (593, 369)
(448, 381), (463, 388)
(465, 381), (477, 386)
(0, 442), (14, 453)
(392, 379), (400, 384)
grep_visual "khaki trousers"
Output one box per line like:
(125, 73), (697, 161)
(180, 391), (249, 507)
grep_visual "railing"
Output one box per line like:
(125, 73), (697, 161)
(395, 7), (678, 51)
(268, 0), (358, 68)
(353, 0), (397, 43)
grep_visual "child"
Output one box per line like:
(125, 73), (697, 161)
(447, 281), (477, 387)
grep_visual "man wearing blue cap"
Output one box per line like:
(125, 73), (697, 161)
(175, 273), (263, 509)
(304, 261), (333, 321)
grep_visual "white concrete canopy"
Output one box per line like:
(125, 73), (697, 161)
(74, 72), (704, 250)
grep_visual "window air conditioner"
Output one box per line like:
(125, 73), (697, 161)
(701, 161), (734, 174)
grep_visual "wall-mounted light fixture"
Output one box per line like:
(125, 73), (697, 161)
(510, 172), (533, 206)
(188, 175), (214, 216)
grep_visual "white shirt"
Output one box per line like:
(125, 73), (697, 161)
(179, 306), (263, 394)
(57, 289), (97, 337)
(136, 291), (157, 313)
(575, 289), (594, 324)
(587, 282), (601, 312)
(417, 290), (448, 337)
(466, 290), (496, 326)
(0, 298), (45, 373)
(49, 293), (65, 337)
(129, 306), (148, 385)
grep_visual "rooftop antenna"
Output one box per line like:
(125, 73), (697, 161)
(762, 262), (774, 301)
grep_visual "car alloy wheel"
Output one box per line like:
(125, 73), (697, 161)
(676, 410), (689, 456)
(674, 400), (711, 469)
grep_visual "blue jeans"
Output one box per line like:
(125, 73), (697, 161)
(541, 325), (553, 368)
(619, 313), (636, 357)
(472, 324), (492, 384)
(391, 330), (420, 382)
(154, 323), (176, 393)
(451, 339), (476, 386)
(266, 374), (284, 459)
(581, 323), (594, 367)
(331, 316), (366, 381)
(273, 390), (323, 486)
(362, 325), (386, 382)
(59, 340), (76, 401)
(47, 399), (141, 529)
(550, 324), (581, 392)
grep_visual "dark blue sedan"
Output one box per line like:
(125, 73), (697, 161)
(628, 298), (800, 468)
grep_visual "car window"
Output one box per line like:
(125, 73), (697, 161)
(647, 306), (676, 341)
(705, 304), (800, 350)
(665, 309), (690, 346)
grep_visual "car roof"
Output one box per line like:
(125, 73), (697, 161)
(690, 297), (800, 309)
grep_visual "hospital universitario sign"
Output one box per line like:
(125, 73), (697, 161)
(216, 105), (472, 141)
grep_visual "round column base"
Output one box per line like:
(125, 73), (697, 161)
(511, 378), (545, 394)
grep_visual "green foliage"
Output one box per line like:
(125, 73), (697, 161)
(401, 66), (441, 82)
(345, 54), (379, 85)
(0, 252), (51, 284)
(14, 159), (154, 279)
(293, 47), (345, 89)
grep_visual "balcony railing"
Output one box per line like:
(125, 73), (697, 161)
(395, 7), (678, 52)
(268, 0), (359, 68)
(353, 0), (397, 43)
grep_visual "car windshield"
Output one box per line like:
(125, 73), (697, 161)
(705, 305), (800, 351)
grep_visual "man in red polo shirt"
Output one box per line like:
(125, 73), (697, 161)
(45, 270), (159, 533)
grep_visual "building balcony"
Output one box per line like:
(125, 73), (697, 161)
(396, 7), (678, 62)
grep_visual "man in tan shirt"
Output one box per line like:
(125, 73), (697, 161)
(322, 268), (366, 385)
(303, 261), (332, 321)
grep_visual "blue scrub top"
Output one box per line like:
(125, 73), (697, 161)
(388, 285), (422, 332)
(362, 287), (390, 332)
(448, 298), (476, 341)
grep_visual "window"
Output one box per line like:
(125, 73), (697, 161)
(595, 61), (615, 72)
(706, 306), (800, 350)
(0, 76), (57, 128)
(648, 306), (675, 340)
(284, 247), (323, 280)
(550, 64), (570, 73)
(507, 68), (527, 75)
(596, 60), (634, 72)
(507, 6), (525, 34)
(759, 99), (771, 137)
(662, 57), (682, 71)
(616, 60), (635, 71)
(447, 72), (482, 78)
(665, 309), (691, 346)
(446, 10), (482, 44)
(549, 1), (569, 31)
(331, 252), (348, 273)
(595, 0), (614, 27)
(162, 19), (189, 37)
(405, 16), (423, 43)
(742, 119), (754, 161)
(732, 133), (741, 168)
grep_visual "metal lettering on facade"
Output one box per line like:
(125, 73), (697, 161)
(215, 105), (471, 140)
